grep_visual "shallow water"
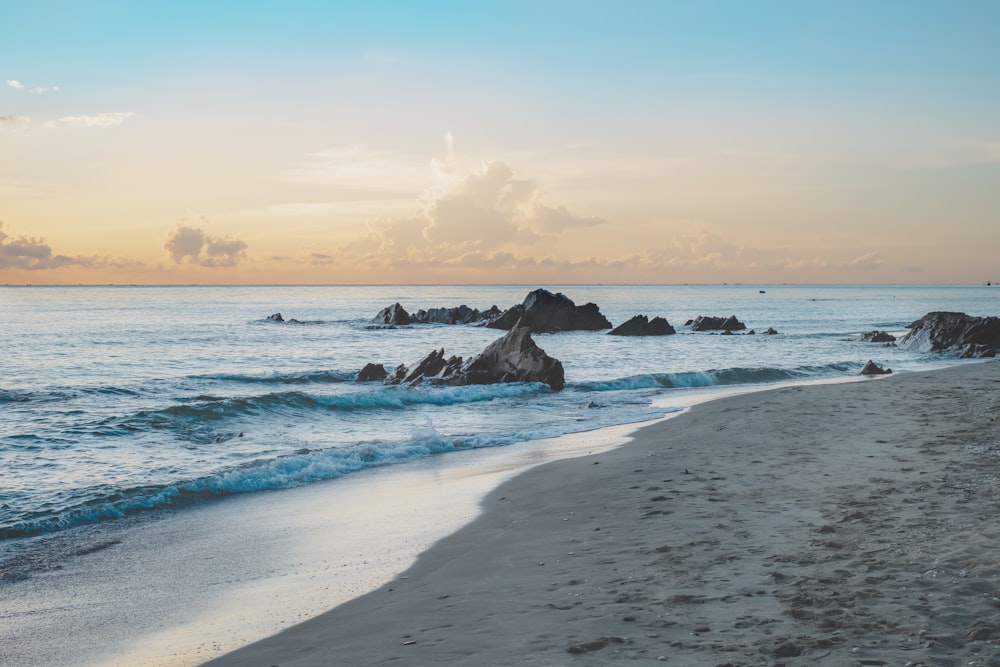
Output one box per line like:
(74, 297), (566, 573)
(2, 283), (996, 542)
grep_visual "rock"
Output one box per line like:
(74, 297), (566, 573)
(688, 315), (747, 332)
(357, 363), (388, 382)
(266, 313), (284, 322)
(608, 315), (676, 336)
(372, 303), (502, 326)
(373, 303), (413, 326)
(412, 305), (501, 325)
(897, 311), (1000, 358)
(858, 330), (896, 343)
(486, 288), (611, 333)
(385, 325), (565, 391)
(860, 360), (892, 375)
(765, 327), (779, 335)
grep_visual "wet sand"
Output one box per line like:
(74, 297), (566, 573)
(206, 360), (1000, 666)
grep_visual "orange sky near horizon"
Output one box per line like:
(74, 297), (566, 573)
(3, 2), (999, 286)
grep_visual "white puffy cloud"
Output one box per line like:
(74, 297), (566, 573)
(50, 112), (134, 128)
(164, 223), (248, 267)
(345, 156), (606, 266)
(6, 79), (24, 89)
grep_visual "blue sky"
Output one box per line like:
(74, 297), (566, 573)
(2, 1), (999, 283)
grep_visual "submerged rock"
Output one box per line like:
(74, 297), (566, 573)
(860, 360), (892, 375)
(858, 330), (897, 343)
(609, 315), (676, 336)
(385, 325), (565, 391)
(897, 312), (1000, 358)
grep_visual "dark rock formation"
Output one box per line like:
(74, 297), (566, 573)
(357, 363), (388, 382)
(412, 304), (502, 325)
(860, 360), (892, 375)
(687, 315), (747, 332)
(372, 303), (502, 326)
(266, 313), (284, 322)
(608, 315), (676, 336)
(858, 330), (897, 343)
(385, 325), (564, 391)
(897, 312), (1000, 358)
(486, 288), (611, 334)
(765, 327), (779, 335)
(373, 303), (413, 326)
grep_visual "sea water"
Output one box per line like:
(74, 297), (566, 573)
(2, 284), (997, 544)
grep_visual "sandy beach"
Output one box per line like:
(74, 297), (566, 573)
(205, 360), (1000, 666)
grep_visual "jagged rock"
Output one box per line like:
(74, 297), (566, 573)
(765, 327), (779, 335)
(897, 312), (1000, 358)
(413, 305), (488, 325)
(266, 313), (284, 322)
(858, 330), (897, 343)
(373, 303), (412, 326)
(486, 288), (611, 333)
(385, 325), (565, 391)
(357, 363), (388, 382)
(372, 304), (502, 326)
(860, 360), (892, 375)
(688, 315), (747, 332)
(608, 315), (676, 336)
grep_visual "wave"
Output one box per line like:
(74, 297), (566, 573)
(199, 369), (356, 385)
(577, 361), (859, 392)
(92, 382), (552, 440)
(0, 389), (33, 403)
(3, 405), (663, 540)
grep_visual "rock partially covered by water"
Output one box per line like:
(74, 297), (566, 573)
(385, 325), (565, 391)
(609, 315), (676, 336)
(373, 303), (413, 326)
(858, 330), (897, 343)
(487, 288), (611, 334)
(357, 363), (388, 382)
(412, 305), (502, 325)
(372, 303), (502, 326)
(266, 312), (285, 322)
(686, 315), (747, 332)
(897, 312), (1000, 358)
(860, 360), (892, 375)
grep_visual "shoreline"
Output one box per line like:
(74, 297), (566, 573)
(1, 405), (667, 667)
(205, 360), (1000, 666)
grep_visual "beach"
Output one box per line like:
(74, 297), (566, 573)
(206, 360), (1000, 666)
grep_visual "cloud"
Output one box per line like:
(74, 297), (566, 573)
(5, 79), (59, 94)
(164, 223), (248, 267)
(846, 251), (882, 270)
(49, 112), (134, 128)
(0, 115), (31, 128)
(0, 222), (114, 271)
(345, 155), (606, 266)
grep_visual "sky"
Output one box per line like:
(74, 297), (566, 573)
(2, 0), (999, 285)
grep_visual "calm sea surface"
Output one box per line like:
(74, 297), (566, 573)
(2, 284), (997, 543)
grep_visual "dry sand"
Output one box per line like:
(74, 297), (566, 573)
(206, 361), (1000, 667)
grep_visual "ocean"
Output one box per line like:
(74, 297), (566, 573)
(2, 283), (997, 545)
